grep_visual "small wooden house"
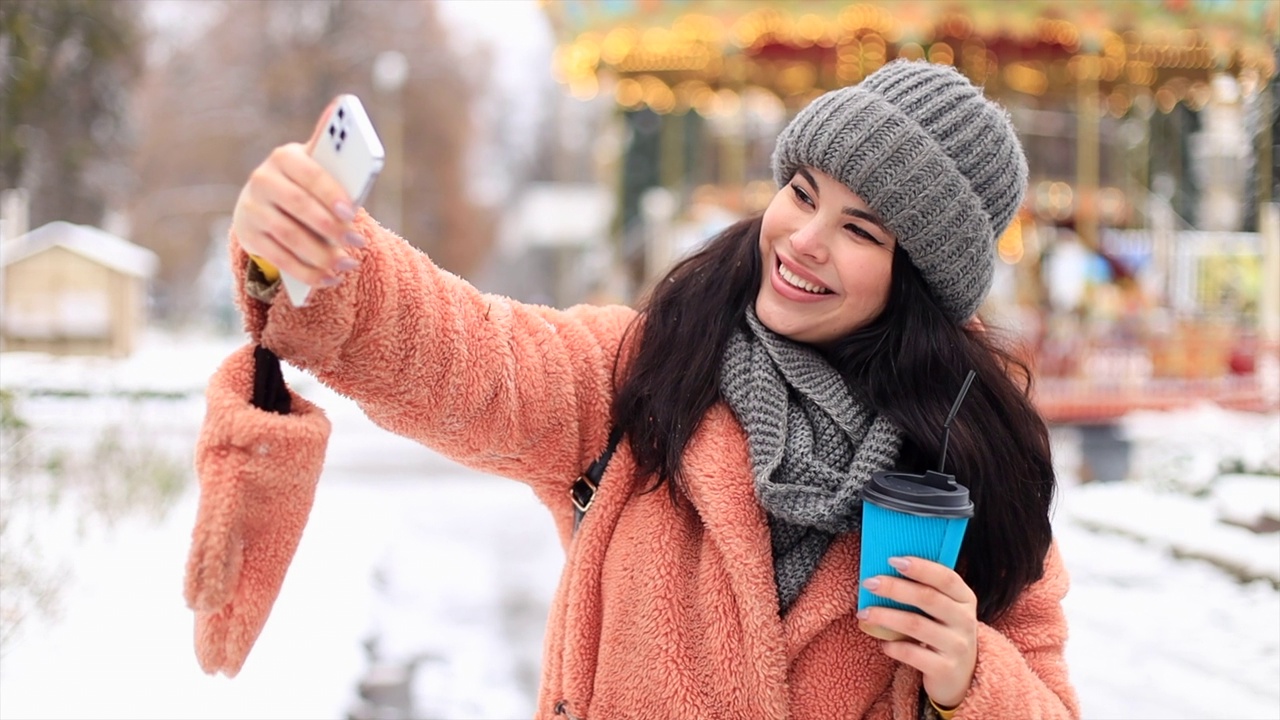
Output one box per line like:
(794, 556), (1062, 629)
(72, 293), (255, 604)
(1, 221), (159, 357)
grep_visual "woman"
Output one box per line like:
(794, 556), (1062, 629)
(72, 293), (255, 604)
(185, 60), (1078, 719)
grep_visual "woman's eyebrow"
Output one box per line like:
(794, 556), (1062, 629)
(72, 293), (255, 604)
(798, 166), (891, 234)
(796, 167), (819, 193)
(843, 207), (889, 233)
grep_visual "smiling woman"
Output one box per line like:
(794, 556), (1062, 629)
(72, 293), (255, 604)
(189, 59), (1077, 719)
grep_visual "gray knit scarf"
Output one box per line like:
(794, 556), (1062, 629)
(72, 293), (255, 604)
(720, 308), (904, 613)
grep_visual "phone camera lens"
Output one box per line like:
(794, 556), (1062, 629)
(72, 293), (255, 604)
(338, 108), (345, 119)
(340, 130), (347, 141)
(329, 125), (336, 136)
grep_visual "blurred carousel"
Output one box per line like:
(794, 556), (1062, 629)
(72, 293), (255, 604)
(541, 0), (1280, 422)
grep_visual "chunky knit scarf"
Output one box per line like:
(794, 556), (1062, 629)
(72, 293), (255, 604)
(720, 308), (904, 613)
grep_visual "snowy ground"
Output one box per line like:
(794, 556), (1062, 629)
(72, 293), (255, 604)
(1, 330), (1277, 720)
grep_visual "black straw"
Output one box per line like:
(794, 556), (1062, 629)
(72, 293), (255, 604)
(937, 369), (977, 473)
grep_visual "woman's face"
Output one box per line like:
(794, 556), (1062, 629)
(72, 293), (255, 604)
(756, 167), (897, 346)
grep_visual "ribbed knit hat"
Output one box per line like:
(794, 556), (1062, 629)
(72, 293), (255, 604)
(771, 60), (1028, 321)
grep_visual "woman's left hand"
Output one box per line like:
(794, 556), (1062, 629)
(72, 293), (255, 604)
(857, 556), (978, 710)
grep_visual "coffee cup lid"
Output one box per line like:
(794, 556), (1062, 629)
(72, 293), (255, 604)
(861, 470), (974, 518)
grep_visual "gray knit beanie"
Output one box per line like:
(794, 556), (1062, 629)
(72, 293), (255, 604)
(771, 60), (1028, 321)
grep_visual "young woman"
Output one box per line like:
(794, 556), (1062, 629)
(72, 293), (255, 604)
(186, 60), (1078, 719)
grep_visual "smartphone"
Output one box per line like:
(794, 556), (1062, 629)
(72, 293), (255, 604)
(281, 94), (386, 307)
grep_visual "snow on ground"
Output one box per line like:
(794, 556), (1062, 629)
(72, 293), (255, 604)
(1051, 424), (1280, 719)
(1, 330), (1278, 719)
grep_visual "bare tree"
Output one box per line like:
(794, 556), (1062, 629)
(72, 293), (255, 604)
(0, 0), (144, 228)
(129, 0), (492, 321)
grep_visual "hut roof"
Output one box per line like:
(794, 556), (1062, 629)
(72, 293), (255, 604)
(1, 221), (159, 279)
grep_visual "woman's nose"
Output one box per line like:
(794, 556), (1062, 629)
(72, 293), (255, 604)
(790, 219), (827, 262)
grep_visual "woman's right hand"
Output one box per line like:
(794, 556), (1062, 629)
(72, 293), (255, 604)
(231, 99), (365, 289)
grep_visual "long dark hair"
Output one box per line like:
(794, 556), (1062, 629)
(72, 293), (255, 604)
(610, 215), (1056, 623)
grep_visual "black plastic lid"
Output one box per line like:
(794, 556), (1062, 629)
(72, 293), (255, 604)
(861, 470), (974, 518)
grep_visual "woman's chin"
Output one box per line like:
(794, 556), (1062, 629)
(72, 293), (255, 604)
(755, 298), (807, 342)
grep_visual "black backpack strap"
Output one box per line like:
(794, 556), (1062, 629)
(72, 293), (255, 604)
(570, 426), (624, 533)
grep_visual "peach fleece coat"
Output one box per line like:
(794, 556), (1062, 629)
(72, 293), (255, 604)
(188, 212), (1079, 719)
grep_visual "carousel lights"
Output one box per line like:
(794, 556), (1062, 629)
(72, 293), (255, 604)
(552, 38), (600, 85)
(639, 74), (677, 114)
(927, 42), (955, 66)
(672, 79), (708, 113)
(1027, 183), (1130, 227)
(715, 87), (741, 116)
(1097, 188), (1128, 225)
(1126, 60), (1157, 86)
(1107, 87), (1133, 118)
(997, 216), (1024, 265)
(1033, 18), (1081, 51)
(671, 14), (723, 44)
(552, 5), (1276, 116)
(1034, 181), (1075, 221)
(647, 87), (678, 114)
(1100, 57), (1123, 82)
(960, 37), (991, 83)
(691, 84), (719, 116)
(732, 8), (788, 50)
(615, 77), (643, 109)
(898, 42), (925, 61)
(836, 39), (863, 83)
(569, 73), (600, 101)
(641, 26), (674, 55)
(1005, 61), (1049, 96)
(1186, 82), (1212, 111)
(1103, 32), (1126, 60)
(618, 46), (712, 73)
(776, 62), (817, 96)
(600, 27), (637, 65)
(937, 14), (973, 40)
(837, 4), (897, 38)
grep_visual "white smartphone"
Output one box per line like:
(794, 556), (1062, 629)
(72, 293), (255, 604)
(282, 94), (386, 307)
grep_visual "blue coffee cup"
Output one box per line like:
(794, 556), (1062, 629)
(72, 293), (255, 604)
(857, 469), (974, 640)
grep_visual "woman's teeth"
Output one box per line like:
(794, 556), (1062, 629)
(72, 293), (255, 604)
(778, 262), (831, 294)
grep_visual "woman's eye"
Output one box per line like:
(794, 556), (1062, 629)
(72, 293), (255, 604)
(846, 224), (883, 245)
(790, 184), (813, 206)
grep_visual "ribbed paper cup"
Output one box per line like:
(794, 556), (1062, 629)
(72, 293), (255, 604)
(857, 470), (973, 641)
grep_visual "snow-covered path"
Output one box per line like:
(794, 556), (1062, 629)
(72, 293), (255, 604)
(1, 339), (1277, 719)
(1057, 519), (1279, 720)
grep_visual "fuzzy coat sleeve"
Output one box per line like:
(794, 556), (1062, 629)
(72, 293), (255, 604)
(230, 212), (636, 529)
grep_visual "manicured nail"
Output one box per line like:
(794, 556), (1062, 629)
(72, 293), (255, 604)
(343, 231), (366, 248)
(888, 557), (911, 571)
(334, 201), (355, 222)
(856, 609), (870, 620)
(318, 275), (342, 287)
(862, 577), (881, 590)
(334, 257), (360, 273)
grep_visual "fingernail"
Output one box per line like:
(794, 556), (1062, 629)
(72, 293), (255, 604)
(862, 577), (881, 590)
(334, 257), (360, 273)
(343, 231), (366, 248)
(856, 609), (870, 620)
(888, 557), (911, 571)
(319, 275), (342, 287)
(334, 201), (355, 222)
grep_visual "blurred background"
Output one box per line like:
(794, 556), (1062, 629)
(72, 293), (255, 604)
(0, 1), (1277, 719)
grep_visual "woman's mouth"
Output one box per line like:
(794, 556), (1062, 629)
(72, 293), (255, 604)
(777, 259), (832, 295)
